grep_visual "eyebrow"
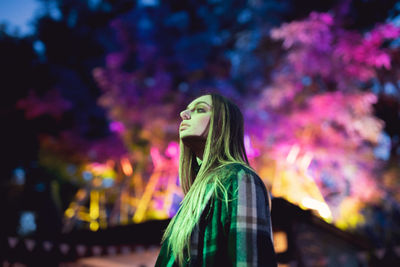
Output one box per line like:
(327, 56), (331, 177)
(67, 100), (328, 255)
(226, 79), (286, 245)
(186, 101), (212, 110)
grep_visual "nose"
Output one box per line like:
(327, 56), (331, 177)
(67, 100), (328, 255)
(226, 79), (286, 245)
(180, 109), (191, 120)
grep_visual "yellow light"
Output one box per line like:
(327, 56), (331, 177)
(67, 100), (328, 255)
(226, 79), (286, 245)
(65, 208), (75, 218)
(90, 191), (99, 219)
(336, 197), (366, 230)
(77, 211), (91, 222)
(90, 221), (99, 231)
(133, 172), (160, 223)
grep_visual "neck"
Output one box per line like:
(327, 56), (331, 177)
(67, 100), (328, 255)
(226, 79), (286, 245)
(181, 136), (206, 160)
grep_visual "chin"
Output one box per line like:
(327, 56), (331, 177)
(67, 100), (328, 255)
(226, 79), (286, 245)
(179, 134), (192, 139)
(179, 132), (188, 138)
(180, 131), (195, 138)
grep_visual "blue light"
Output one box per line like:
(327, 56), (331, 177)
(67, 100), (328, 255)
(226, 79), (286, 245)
(102, 178), (114, 188)
(83, 171), (93, 181)
(178, 82), (189, 92)
(371, 79), (381, 94)
(67, 10), (78, 27)
(35, 183), (45, 192)
(33, 40), (46, 56)
(384, 82), (399, 96)
(259, 110), (269, 121)
(137, 0), (160, 7)
(18, 211), (37, 236)
(49, 7), (62, 20)
(302, 76), (312, 86)
(12, 167), (26, 185)
(238, 9), (252, 24)
(67, 164), (77, 175)
(374, 132), (391, 161)
(88, 0), (101, 9)
(0, 0), (41, 36)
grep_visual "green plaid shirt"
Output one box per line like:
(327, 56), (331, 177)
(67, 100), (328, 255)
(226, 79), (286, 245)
(155, 163), (277, 267)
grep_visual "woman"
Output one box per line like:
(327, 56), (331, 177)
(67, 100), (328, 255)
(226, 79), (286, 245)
(155, 93), (277, 266)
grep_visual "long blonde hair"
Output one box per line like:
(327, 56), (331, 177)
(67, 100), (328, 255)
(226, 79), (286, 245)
(161, 93), (253, 265)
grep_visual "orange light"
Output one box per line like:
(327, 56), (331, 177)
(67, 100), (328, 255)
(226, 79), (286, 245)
(273, 231), (288, 253)
(76, 189), (86, 200)
(121, 157), (133, 176)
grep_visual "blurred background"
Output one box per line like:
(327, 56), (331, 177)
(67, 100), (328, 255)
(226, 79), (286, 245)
(1, 0), (400, 266)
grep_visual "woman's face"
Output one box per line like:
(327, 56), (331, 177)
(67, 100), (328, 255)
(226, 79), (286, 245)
(179, 95), (212, 139)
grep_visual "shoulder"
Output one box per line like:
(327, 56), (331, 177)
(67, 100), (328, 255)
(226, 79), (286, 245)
(215, 163), (264, 189)
(216, 162), (253, 175)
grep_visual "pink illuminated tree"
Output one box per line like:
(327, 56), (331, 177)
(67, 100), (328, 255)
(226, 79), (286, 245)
(245, 12), (400, 228)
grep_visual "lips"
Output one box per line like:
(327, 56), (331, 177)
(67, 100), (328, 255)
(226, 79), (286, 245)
(180, 123), (190, 130)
